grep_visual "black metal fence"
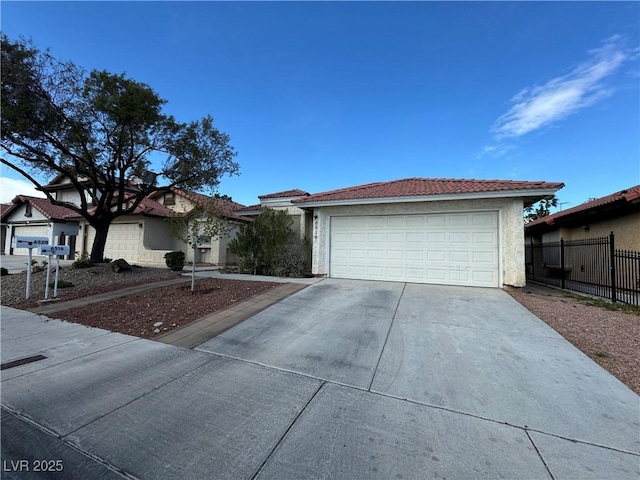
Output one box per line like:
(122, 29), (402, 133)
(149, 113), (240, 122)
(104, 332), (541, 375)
(525, 233), (640, 306)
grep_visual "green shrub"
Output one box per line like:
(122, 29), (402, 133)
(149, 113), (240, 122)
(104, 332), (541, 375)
(0, 267), (8, 276)
(229, 208), (293, 275)
(102, 257), (112, 263)
(270, 234), (309, 277)
(72, 251), (93, 269)
(164, 251), (185, 271)
(50, 280), (74, 288)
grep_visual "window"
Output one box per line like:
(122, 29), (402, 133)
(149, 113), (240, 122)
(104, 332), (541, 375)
(25, 202), (32, 217)
(164, 192), (175, 206)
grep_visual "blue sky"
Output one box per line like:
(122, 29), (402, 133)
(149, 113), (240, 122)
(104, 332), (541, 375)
(1, 2), (639, 211)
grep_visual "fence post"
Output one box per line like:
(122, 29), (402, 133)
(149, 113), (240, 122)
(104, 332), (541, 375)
(610, 231), (616, 303)
(530, 237), (535, 280)
(560, 238), (565, 289)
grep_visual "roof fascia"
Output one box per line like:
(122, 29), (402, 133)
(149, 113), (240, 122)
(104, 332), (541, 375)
(296, 188), (561, 208)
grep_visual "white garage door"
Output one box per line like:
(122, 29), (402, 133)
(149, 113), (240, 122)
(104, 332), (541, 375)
(12, 225), (50, 255)
(85, 223), (140, 261)
(330, 212), (499, 287)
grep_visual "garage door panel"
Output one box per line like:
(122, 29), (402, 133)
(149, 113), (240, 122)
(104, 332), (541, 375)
(427, 251), (446, 262)
(473, 232), (495, 244)
(330, 212), (499, 287)
(450, 232), (469, 243)
(426, 215), (446, 226)
(368, 250), (384, 260)
(427, 232), (446, 243)
(450, 251), (470, 262)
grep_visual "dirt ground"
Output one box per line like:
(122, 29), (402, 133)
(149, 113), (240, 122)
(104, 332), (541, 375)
(50, 277), (280, 339)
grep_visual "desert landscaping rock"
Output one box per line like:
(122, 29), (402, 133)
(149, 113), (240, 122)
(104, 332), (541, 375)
(111, 258), (132, 273)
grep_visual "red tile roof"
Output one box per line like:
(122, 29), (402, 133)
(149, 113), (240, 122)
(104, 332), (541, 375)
(133, 198), (177, 218)
(259, 189), (310, 200)
(526, 185), (640, 229)
(15, 195), (80, 220)
(234, 204), (262, 215)
(168, 188), (249, 221)
(293, 178), (564, 204)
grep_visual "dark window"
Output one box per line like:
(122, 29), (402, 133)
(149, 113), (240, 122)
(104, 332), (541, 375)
(164, 192), (175, 205)
(25, 202), (32, 217)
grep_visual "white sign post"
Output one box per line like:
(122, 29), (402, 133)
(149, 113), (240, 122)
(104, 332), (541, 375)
(39, 245), (70, 299)
(13, 237), (49, 300)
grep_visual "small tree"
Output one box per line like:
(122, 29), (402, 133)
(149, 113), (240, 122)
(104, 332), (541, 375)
(525, 195), (558, 222)
(168, 201), (232, 291)
(229, 208), (292, 275)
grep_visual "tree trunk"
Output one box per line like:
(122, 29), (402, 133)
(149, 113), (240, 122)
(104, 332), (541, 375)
(90, 222), (111, 263)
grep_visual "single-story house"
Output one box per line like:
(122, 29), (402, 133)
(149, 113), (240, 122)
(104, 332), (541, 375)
(524, 185), (640, 251)
(1, 178), (249, 264)
(240, 178), (564, 288)
(4, 175), (564, 287)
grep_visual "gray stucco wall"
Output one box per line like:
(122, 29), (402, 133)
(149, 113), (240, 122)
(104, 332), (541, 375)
(310, 197), (525, 287)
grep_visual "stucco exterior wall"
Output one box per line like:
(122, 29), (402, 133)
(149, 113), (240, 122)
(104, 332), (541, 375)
(260, 201), (308, 240)
(310, 197), (526, 287)
(9, 203), (48, 222)
(56, 190), (85, 205)
(558, 212), (640, 251)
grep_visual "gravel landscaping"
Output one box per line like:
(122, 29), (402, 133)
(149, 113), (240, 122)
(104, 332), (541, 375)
(1, 263), (182, 309)
(0, 263), (279, 339)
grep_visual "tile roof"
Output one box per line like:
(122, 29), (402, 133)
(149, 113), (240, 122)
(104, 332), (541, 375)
(15, 195), (80, 220)
(259, 189), (310, 200)
(525, 185), (640, 229)
(234, 204), (262, 215)
(133, 198), (177, 218)
(169, 188), (249, 221)
(293, 178), (564, 204)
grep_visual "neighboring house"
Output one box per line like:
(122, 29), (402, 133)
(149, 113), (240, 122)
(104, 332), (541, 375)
(1, 203), (12, 255)
(1, 179), (249, 265)
(525, 185), (640, 251)
(1, 195), (81, 258)
(235, 188), (311, 240)
(242, 178), (563, 288)
(149, 187), (249, 264)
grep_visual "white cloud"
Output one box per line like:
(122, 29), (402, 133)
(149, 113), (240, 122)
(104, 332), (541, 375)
(491, 36), (633, 138)
(476, 143), (517, 159)
(0, 177), (46, 203)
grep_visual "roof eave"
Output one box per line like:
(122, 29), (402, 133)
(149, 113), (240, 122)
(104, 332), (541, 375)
(295, 188), (562, 208)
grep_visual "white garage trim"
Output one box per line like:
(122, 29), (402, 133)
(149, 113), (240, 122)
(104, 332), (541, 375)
(328, 210), (501, 287)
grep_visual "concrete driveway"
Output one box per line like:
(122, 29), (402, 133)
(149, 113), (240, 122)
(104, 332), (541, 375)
(2, 279), (639, 479)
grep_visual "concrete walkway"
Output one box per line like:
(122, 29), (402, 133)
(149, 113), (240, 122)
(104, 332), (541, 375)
(1, 280), (639, 480)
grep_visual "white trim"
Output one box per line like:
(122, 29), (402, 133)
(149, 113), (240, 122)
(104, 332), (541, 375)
(498, 208), (504, 288)
(296, 188), (559, 208)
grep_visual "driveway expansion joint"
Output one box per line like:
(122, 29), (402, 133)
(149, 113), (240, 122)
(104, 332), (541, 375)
(368, 282), (406, 391)
(250, 381), (327, 480)
(526, 429), (556, 480)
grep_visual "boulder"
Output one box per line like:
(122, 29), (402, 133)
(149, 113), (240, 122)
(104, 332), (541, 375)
(111, 258), (132, 273)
